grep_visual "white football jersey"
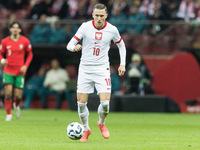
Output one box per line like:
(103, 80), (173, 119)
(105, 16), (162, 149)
(73, 20), (122, 66)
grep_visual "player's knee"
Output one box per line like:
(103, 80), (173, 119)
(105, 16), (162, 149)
(5, 93), (12, 100)
(15, 95), (22, 101)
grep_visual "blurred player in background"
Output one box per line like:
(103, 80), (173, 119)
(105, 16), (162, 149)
(67, 3), (126, 142)
(0, 22), (33, 121)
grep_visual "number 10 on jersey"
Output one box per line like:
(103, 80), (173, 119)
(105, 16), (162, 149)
(93, 47), (100, 56)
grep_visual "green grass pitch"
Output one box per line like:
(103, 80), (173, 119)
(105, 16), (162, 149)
(0, 109), (200, 150)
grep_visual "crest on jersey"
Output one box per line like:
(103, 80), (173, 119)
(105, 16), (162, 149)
(19, 44), (23, 50)
(95, 32), (102, 40)
(6, 45), (11, 49)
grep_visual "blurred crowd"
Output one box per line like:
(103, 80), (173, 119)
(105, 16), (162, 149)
(1, 0), (200, 21)
(1, 0), (200, 44)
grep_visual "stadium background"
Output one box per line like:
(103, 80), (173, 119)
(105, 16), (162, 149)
(0, 0), (200, 113)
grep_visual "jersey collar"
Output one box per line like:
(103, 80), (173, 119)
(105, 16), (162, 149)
(10, 35), (21, 42)
(92, 20), (107, 30)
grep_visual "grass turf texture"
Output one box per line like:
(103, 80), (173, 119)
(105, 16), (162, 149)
(0, 109), (200, 150)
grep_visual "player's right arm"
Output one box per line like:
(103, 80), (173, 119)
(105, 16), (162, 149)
(67, 38), (82, 52)
(0, 40), (8, 66)
(66, 23), (86, 52)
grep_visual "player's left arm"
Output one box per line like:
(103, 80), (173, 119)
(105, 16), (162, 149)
(116, 40), (126, 76)
(113, 27), (126, 76)
(21, 41), (33, 73)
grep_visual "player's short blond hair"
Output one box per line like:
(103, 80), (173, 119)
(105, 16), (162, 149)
(93, 3), (107, 13)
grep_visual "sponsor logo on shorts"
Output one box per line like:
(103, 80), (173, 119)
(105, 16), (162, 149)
(107, 88), (111, 90)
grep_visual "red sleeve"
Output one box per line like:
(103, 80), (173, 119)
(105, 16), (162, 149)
(0, 40), (6, 61)
(26, 39), (32, 52)
(24, 38), (33, 67)
(24, 51), (33, 67)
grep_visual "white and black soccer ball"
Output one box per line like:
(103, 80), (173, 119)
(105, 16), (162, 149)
(67, 122), (84, 140)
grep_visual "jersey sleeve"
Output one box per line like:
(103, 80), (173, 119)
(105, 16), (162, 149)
(73, 22), (86, 41)
(112, 27), (122, 44)
(112, 26), (126, 66)
(66, 22), (86, 51)
(0, 39), (6, 53)
(24, 38), (33, 67)
(25, 39), (32, 52)
(0, 39), (6, 61)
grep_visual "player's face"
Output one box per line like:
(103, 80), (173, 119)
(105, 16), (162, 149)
(92, 9), (107, 29)
(9, 24), (21, 36)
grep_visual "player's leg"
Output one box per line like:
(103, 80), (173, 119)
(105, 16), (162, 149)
(13, 75), (25, 118)
(77, 93), (89, 129)
(4, 84), (13, 121)
(77, 93), (91, 141)
(95, 69), (111, 139)
(14, 75), (24, 105)
(14, 88), (23, 106)
(77, 71), (94, 131)
(77, 71), (94, 141)
(97, 93), (110, 139)
(14, 88), (23, 118)
(98, 93), (111, 125)
(3, 73), (14, 121)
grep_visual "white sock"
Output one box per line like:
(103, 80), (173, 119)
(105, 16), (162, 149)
(7, 114), (12, 117)
(78, 102), (90, 131)
(98, 100), (110, 125)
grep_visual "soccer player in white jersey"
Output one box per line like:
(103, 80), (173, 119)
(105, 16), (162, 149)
(67, 3), (126, 142)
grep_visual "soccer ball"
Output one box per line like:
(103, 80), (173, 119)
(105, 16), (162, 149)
(66, 122), (84, 140)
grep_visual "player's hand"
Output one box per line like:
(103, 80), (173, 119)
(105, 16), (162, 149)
(73, 44), (82, 52)
(1, 58), (8, 66)
(118, 65), (126, 76)
(20, 65), (27, 74)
